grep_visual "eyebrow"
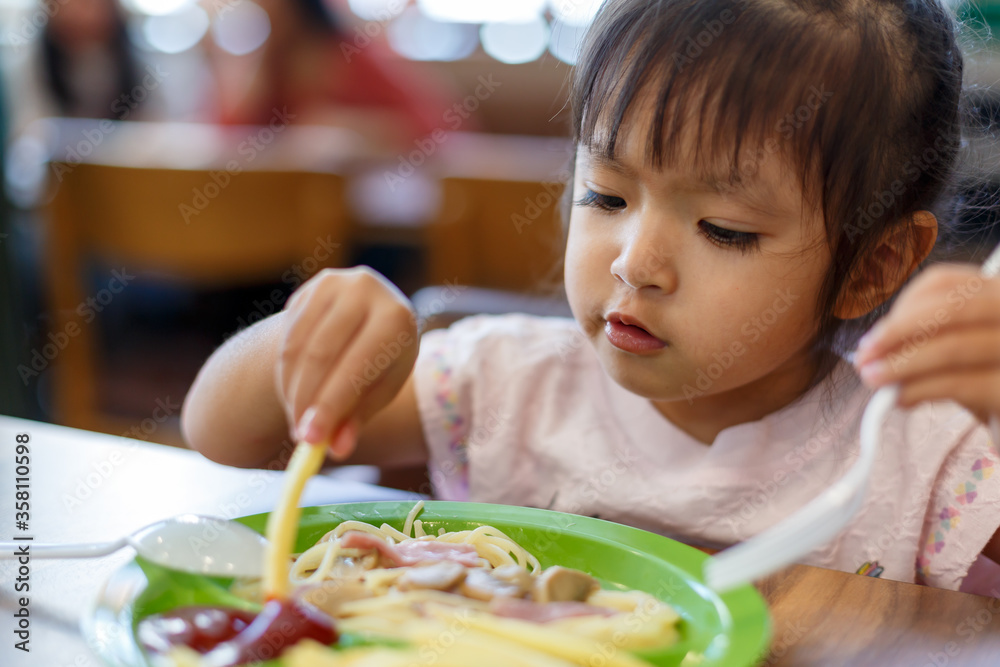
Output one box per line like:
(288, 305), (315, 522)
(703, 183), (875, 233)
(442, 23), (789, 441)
(581, 150), (785, 216)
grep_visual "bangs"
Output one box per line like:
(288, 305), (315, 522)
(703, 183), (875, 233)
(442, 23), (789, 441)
(567, 0), (965, 384)
(572, 0), (901, 206)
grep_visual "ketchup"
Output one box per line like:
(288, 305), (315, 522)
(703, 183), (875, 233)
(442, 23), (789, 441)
(139, 606), (257, 655)
(139, 599), (337, 665)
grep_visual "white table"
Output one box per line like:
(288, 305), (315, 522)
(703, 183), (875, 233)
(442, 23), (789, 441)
(0, 416), (417, 667)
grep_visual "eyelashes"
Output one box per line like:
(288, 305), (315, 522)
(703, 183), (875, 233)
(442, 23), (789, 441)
(574, 189), (626, 211)
(575, 188), (760, 254)
(697, 220), (760, 254)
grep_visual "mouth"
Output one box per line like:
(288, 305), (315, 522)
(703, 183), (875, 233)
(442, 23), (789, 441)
(603, 311), (667, 354)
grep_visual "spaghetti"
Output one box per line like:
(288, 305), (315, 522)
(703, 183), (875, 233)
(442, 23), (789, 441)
(155, 443), (682, 666)
(244, 502), (680, 666)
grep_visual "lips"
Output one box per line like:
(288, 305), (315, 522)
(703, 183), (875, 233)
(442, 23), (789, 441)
(604, 311), (667, 354)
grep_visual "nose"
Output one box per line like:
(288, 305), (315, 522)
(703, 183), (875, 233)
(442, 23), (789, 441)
(610, 220), (678, 293)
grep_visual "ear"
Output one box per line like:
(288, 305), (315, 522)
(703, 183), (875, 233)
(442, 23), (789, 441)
(834, 211), (938, 320)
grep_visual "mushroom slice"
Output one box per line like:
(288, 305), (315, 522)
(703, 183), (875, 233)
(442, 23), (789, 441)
(491, 564), (532, 592)
(300, 579), (373, 617)
(459, 567), (530, 602)
(397, 561), (467, 592)
(532, 566), (599, 603)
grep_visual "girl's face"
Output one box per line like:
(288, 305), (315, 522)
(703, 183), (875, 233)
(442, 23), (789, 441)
(565, 95), (833, 441)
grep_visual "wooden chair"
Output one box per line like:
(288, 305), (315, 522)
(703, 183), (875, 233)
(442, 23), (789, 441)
(43, 163), (349, 442)
(426, 177), (567, 293)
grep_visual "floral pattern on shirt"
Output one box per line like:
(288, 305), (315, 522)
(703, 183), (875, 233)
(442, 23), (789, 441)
(430, 347), (469, 496)
(918, 454), (996, 581)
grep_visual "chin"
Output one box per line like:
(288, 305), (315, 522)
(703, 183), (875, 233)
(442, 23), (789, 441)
(595, 348), (686, 401)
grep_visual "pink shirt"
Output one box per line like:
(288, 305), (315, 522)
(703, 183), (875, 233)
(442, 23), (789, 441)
(412, 314), (1000, 594)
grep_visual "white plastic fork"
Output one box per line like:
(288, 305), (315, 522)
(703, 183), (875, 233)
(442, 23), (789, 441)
(705, 242), (1000, 593)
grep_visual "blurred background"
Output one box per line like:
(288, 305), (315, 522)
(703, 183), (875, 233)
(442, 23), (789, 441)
(0, 0), (998, 454)
(0, 0), (587, 448)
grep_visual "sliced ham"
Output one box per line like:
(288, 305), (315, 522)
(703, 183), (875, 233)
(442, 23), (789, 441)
(489, 597), (618, 623)
(395, 540), (481, 567)
(339, 531), (481, 568)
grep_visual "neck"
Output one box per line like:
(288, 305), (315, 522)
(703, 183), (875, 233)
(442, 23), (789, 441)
(652, 348), (831, 444)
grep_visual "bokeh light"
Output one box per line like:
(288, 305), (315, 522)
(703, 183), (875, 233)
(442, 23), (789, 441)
(548, 0), (606, 26)
(417, 0), (546, 24)
(125, 0), (196, 17)
(210, 0), (271, 56)
(548, 18), (589, 64)
(386, 6), (479, 61)
(480, 18), (549, 64)
(347, 0), (408, 22)
(142, 4), (209, 54)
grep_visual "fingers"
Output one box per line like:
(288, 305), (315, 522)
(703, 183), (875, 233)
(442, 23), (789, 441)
(854, 265), (1000, 368)
(304, 303), (416, 448)
(329, 419), (360, 461)
(851, 264), (1000, 421)
(284, 293), (369, 436)
(278, 278), (337, 411)
(894, 367), (1000, 420)
(858, 326), (1000, 387)
(276, 267), (418, 455)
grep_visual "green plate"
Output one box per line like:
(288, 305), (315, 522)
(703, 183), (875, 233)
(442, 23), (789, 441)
(85, 500), (771, 667)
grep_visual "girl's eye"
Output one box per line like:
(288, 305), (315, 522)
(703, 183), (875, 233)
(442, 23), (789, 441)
(575, 189), (626, 212)
(698, 220), (760, 254)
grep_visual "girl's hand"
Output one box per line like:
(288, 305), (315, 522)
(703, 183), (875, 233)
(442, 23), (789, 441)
(277, 267), (419, 459)
(853, 264), (1000, 422)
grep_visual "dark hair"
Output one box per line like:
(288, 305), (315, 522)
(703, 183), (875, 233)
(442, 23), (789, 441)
(567, 0), (968, 380)
(291, 0), (343, 35)
(41, 9), (140, 120)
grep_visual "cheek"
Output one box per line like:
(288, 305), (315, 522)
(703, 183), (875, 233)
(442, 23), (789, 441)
(563, 223), (587, 307)
(563, 217), (611, 325)
(565, 210), (615, 266)
(691, 266), (824, 352)
(564, 217), (589, 280)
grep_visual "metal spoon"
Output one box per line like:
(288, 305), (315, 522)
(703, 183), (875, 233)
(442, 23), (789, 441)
(0, 514), (268, 577)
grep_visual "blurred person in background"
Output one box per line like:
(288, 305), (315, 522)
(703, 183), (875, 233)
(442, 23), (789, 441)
(207, 0), (460, 148)
(2, 0), (169, 138)
(2, 0), (178, 424)
(0, 0), (154, 423)
(40, 0), (146, 120)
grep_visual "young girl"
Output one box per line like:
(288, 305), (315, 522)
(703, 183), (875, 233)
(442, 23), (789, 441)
(182, 0), (1000, 594)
